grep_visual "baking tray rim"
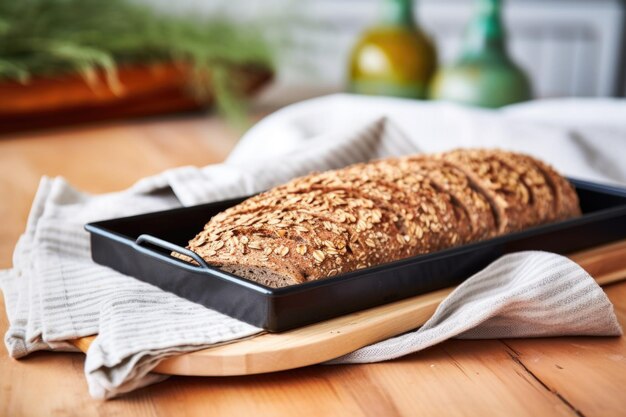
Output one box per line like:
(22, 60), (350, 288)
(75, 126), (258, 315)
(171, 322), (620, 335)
(85, 177), (626, 297)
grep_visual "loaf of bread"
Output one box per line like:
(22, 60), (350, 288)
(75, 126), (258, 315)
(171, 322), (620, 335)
(175, 149), (581, 287)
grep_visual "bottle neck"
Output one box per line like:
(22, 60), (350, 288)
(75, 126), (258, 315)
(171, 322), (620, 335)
(381, 0), (415, 28)
(461, 0), (508, 61)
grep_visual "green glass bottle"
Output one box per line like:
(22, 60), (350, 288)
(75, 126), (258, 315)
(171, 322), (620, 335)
(348, 0), (437, 99)
(429, 0), (532, 108)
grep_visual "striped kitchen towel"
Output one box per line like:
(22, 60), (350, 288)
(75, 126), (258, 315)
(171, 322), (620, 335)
(1, 94), (625, 399)
(330, 251), (622, 364)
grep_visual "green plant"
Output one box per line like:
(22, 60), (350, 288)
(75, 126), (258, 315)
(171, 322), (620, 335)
(0, 0), (276, 124)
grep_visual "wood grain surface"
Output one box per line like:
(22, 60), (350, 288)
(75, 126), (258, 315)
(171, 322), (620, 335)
(1, 117), (625, 417)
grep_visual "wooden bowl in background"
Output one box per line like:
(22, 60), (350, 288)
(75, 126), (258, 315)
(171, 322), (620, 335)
(0, 62), (273, 135)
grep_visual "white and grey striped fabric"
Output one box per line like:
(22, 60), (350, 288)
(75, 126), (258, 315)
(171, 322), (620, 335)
(330, 251), (622, 364)
(1, 94), (625, 399)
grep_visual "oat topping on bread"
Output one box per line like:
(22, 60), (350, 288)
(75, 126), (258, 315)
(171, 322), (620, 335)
(173, 149), (581, 288)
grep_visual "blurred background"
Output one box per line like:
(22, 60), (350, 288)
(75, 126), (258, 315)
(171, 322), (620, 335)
(1, 0), (624, 134)
(261, 0), (626, 105)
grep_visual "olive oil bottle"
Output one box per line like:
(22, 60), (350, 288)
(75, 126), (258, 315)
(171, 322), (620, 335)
(348, 0), (437, 99)
(429, 0), (531, 108)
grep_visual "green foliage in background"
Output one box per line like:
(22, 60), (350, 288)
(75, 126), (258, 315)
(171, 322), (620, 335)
(0, 0), (277, 124)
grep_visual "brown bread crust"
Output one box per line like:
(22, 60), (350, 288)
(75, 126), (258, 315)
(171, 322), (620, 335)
(176, 149), (581, 287)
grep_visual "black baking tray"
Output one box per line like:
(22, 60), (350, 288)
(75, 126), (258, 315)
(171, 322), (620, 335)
(85, 178), (626, 332)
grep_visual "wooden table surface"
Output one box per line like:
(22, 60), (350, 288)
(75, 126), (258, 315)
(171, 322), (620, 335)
(1, 116), (625, 417)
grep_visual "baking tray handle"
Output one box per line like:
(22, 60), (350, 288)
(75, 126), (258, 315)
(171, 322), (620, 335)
(135, 234), (210, 270)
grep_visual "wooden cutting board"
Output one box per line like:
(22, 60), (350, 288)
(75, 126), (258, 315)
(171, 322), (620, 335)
(72, 239), (626, 376)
